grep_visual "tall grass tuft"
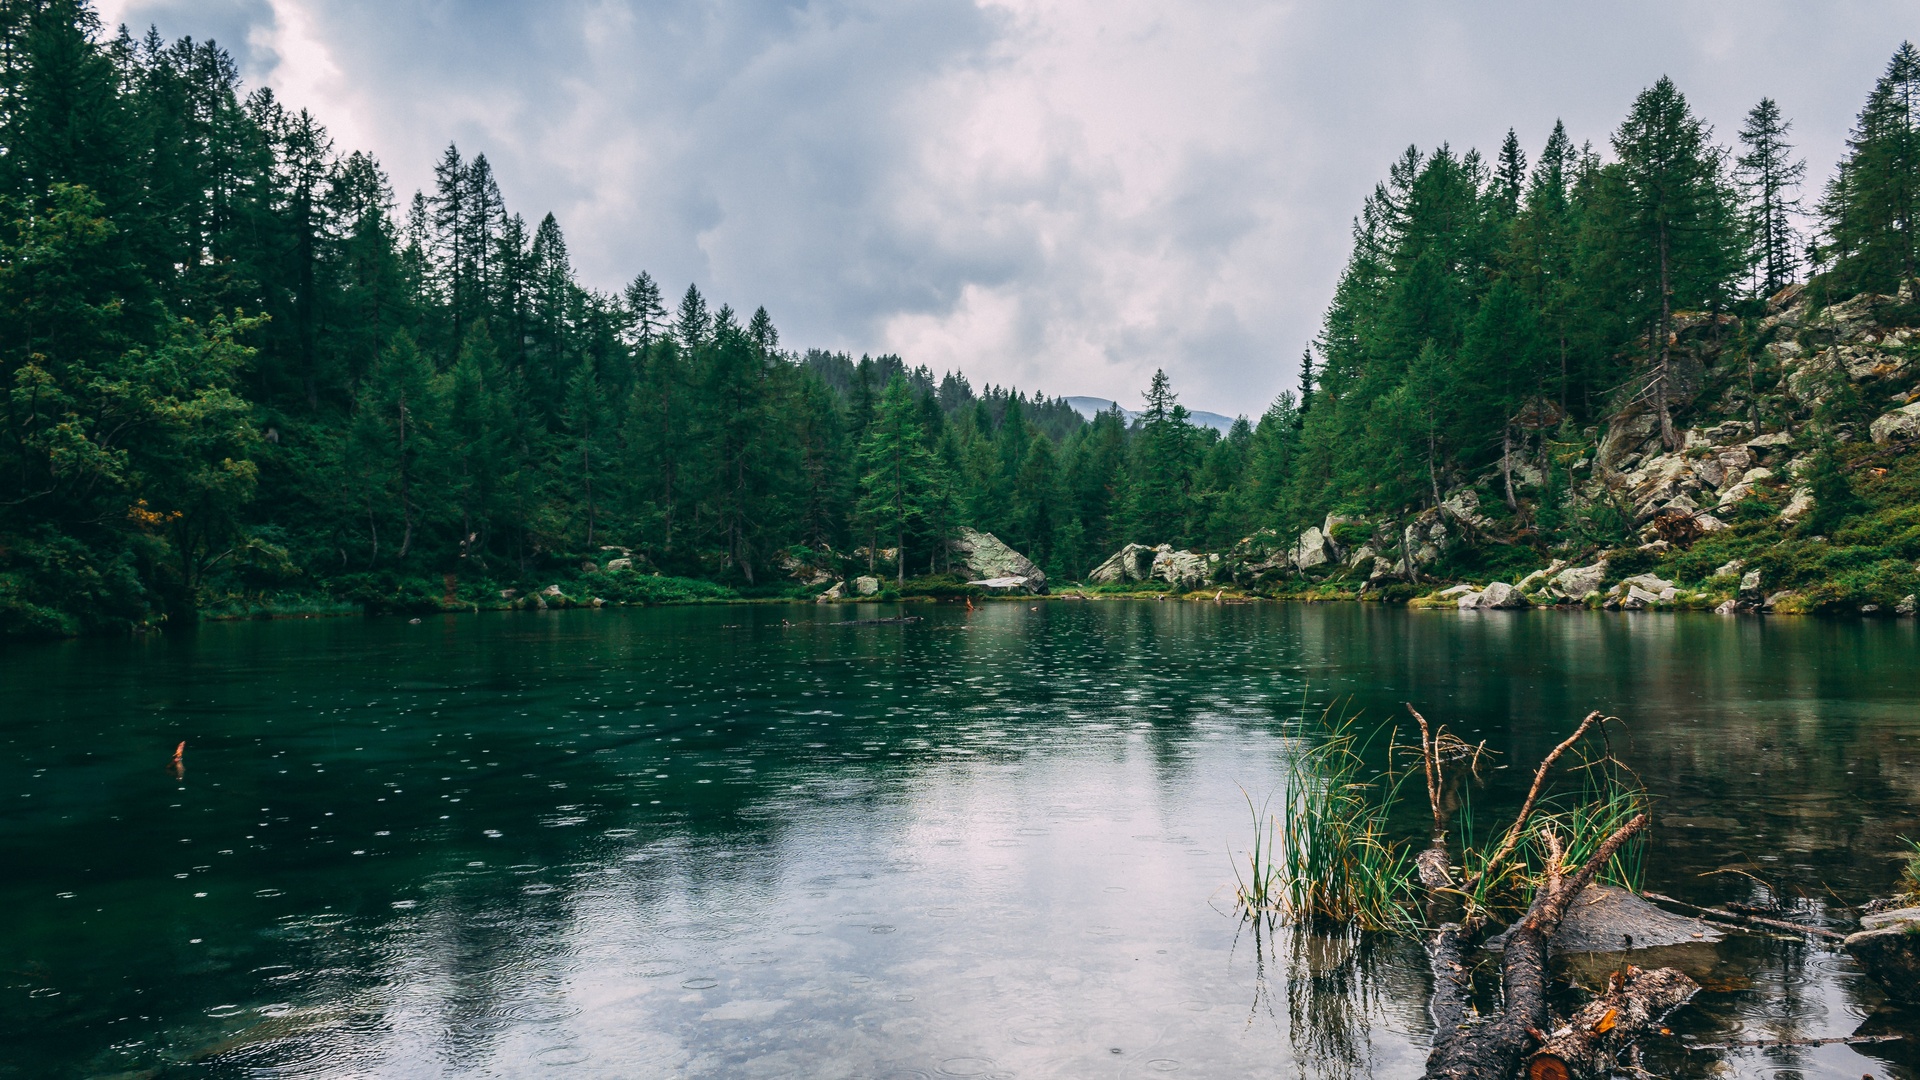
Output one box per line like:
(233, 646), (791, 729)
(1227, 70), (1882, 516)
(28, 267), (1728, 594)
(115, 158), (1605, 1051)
(1901, 838), (1920, 901)
(1241, 709), (1416, 932)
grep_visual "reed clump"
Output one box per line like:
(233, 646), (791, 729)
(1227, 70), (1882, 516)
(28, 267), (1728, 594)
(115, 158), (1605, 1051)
(1237, 710), (1416, 932)
(1237, 705), (1648, 933)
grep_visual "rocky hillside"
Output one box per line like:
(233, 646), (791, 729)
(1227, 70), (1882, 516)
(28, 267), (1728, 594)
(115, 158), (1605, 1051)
(1081, 282), (1920, 615)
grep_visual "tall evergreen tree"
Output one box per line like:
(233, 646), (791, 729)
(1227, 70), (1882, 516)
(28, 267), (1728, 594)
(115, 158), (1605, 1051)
(1735, 97), (1805, 296)
(1821, 43), (1920, 294)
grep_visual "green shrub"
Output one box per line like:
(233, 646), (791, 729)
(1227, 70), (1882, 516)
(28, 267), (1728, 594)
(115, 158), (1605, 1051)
(593, 570), (737, 605)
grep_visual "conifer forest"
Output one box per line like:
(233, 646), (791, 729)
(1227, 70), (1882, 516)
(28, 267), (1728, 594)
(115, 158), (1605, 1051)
(7, 0), (1920, 637)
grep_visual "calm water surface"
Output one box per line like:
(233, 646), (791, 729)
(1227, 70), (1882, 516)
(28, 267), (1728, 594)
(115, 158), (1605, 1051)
(3, 603), (1917, 1078)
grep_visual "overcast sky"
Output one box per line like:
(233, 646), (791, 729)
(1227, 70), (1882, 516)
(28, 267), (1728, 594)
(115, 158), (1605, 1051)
(95, 0), (1915, 415)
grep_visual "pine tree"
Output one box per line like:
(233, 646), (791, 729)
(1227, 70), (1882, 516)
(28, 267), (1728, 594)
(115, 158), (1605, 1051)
(855, 376), (935, 584)
(350, 332), (444, 563)
(1821, 43), (1920, 294)
(1735, 97), (1805, 296)
(1602, 76), (1743, 449)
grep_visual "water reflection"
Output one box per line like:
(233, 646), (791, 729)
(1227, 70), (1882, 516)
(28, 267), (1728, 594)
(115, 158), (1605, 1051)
(1, 603), (1915, 1077)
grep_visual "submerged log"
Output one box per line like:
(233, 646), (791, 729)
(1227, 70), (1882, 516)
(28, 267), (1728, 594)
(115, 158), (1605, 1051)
(1524, 965), (1698, 1080)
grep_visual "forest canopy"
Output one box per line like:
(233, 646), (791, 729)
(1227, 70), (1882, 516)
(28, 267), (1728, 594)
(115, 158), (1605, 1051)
(2, 0), (1916, 635)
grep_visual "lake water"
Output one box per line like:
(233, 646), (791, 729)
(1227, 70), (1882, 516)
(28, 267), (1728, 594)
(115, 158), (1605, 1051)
(3, 602), (1916, 1079)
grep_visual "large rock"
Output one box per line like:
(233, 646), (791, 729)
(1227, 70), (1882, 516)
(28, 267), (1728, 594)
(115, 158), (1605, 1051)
(1620, 573), (1678, 601)
(1779, 486), (1816, 523)
(1716, 466), (1776, 508)
(1294, 527), (1334, 572)
(1088, 543), (1157, 585)
(854, 575), (882, 596)
(1151, 548), (1214, 590)
(1459, 581), (1527, 610)
(1870, 402), (1920, 445)
(950, 527), (1046, 593)
(1846, 907), (1920, 1004)
(1548, 561), (1607, 600)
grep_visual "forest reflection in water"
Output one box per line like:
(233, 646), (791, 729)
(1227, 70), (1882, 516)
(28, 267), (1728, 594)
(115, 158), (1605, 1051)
(1, 602), (1914, 1078)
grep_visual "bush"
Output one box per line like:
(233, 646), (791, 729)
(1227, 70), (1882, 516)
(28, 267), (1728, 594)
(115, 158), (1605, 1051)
(593, 570), (737, 605)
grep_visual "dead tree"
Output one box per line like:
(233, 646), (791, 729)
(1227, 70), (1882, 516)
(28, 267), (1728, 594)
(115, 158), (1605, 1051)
(1407, 707), (1694, 1080)
(1525, 965), (1698, 1080)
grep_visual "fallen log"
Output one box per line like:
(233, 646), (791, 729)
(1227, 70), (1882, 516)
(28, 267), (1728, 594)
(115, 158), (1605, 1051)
(1525, 965), (1698, 1080)
(1424, 811), (1650, 1080)
(1641, 892), (1849, 943)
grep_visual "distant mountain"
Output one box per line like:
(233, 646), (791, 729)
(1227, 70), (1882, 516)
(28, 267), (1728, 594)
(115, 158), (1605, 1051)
(1064, 396), (1240, 433)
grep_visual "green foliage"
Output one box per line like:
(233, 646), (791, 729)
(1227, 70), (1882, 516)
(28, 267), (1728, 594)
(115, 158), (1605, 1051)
(1244, 709), (1416, 932)
(4, 13), (1919, 632)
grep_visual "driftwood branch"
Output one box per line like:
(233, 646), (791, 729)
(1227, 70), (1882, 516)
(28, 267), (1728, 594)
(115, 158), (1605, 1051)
(1425, 811), (1650, 1080)
(1525, 965), (1698, 1080)
(1641, 892), (1848, 942)
(1459, 711), (1605, 897)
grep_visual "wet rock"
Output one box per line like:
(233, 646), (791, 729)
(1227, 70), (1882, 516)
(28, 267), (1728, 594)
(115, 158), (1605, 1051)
(1714, 599), (1739, 615)
(1486, 885), (1721, 954)
(1870, 402), (1920, 445)
(950, 527), (1046, 593)
(1088, 543), (1158, 585)
(1846, 908), (1920, 1005)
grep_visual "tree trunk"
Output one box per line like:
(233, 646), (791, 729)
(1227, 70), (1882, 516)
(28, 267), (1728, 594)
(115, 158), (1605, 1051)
(1424, 813), (1650, 1080)
(1502, 426), (1517, 509)
(1655, 227), (1677, 450)
(1525, 966), (1698, 1080)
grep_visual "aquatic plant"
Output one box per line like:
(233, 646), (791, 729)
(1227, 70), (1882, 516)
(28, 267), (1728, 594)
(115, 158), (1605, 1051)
(1238, 708), (1416, 932)
(1901, 837), (1920, 900)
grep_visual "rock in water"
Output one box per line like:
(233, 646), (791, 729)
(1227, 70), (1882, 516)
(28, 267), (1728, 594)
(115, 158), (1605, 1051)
(1846, 907), (1920, 1004)
(1487, 885), (1721, 954)
(950, 528), (1047, 593)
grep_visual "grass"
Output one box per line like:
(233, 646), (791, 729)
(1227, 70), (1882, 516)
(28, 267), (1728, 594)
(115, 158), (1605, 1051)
(1240, 705), (1650, 937)
(1237, 708), (1416, 932)
(1902, 838), (1920, 901)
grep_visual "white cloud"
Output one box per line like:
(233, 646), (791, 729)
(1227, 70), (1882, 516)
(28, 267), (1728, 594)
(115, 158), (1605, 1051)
(96, 0), (1920, 413)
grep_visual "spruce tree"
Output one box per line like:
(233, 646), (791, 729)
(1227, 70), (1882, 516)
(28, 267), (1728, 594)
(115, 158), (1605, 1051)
(1735, 97), (1805, 296)
(855, 376), (935, 584)
(1602, 76), (1743, 449)
(1821, 43), (1920, 295)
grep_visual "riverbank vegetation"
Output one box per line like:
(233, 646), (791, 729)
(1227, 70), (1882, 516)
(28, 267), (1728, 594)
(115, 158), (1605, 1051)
(5, 1), (1920, 636)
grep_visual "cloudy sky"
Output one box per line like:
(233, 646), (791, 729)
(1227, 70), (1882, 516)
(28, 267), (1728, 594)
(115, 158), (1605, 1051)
(96, 0), (1914, 414)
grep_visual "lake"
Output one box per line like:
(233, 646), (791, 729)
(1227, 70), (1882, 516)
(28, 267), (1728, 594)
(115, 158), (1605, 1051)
(3, 602), (1916, 1079)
